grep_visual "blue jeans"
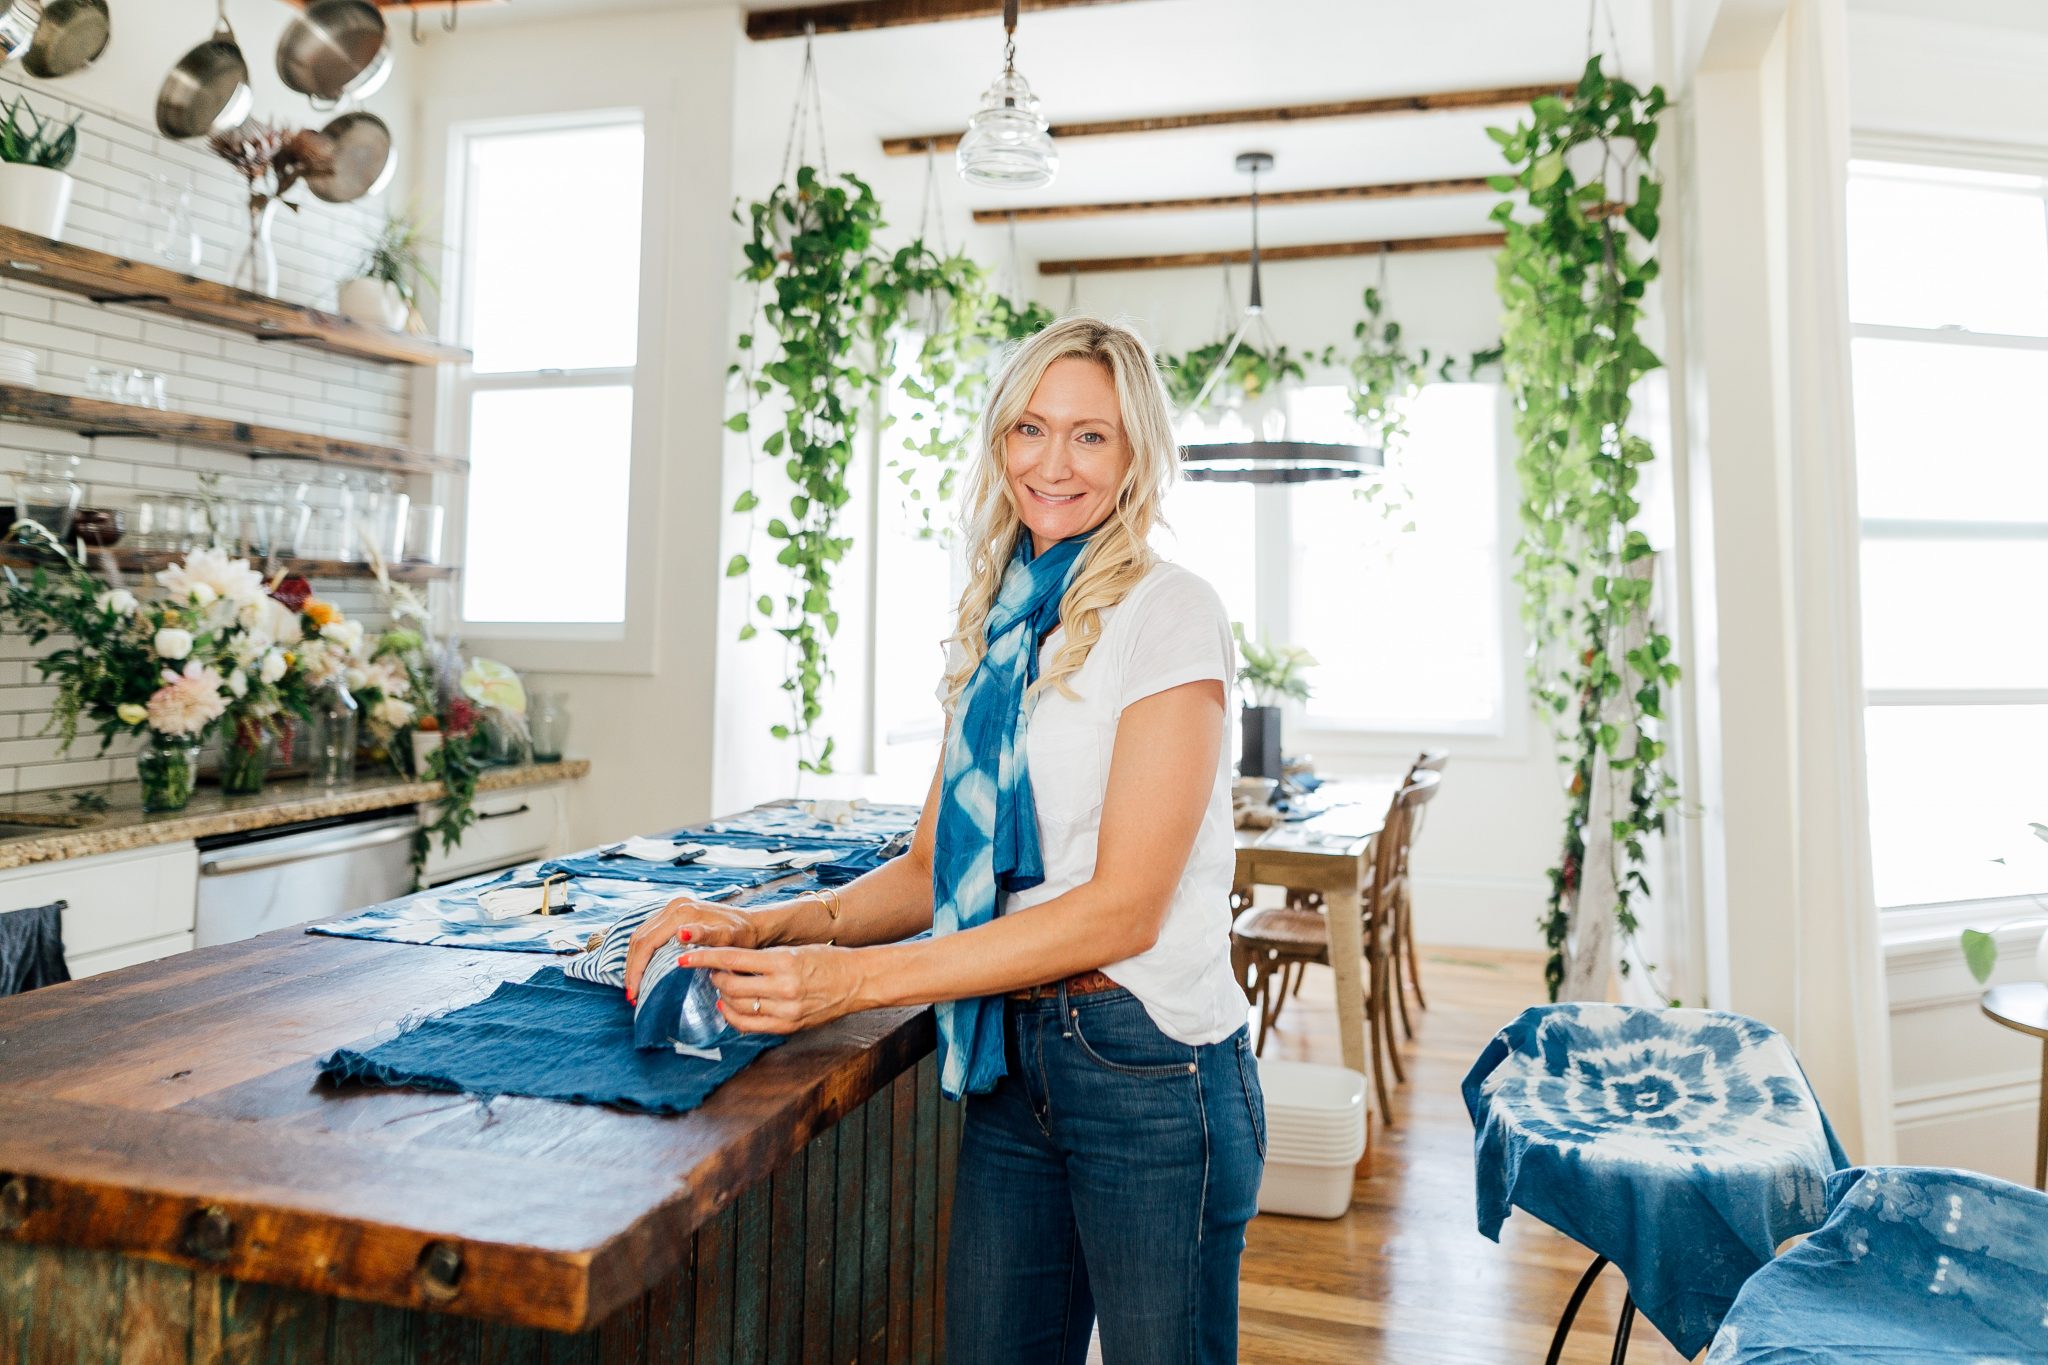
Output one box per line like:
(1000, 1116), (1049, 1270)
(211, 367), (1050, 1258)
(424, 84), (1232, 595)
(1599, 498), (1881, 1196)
(944, 985), (1266, 1364)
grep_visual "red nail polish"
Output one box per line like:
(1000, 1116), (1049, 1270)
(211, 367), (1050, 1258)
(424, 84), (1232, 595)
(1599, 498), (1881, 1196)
(680, 954), (693, 967)
(679, 929), (693, 943)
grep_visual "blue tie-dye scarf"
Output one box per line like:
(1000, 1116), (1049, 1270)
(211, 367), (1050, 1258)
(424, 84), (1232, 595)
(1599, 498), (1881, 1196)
(932, 531), (1092, 1099)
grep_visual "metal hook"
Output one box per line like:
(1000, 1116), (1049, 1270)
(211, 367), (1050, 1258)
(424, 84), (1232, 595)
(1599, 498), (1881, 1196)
(444, 0), (459, 33)
(411, 5), (425, 44)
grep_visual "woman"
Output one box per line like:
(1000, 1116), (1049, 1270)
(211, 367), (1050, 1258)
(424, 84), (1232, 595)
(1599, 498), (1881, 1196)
(625, 315), (1263, 1363)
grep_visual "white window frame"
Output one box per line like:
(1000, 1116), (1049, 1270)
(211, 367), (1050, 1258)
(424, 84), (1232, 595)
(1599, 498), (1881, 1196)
(1849, 134), (2048, 922)
(1254, 376), (1531, 764)
(422, 98), (666, 675)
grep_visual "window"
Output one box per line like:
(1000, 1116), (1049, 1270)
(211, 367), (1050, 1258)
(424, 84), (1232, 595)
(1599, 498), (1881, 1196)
(448, 115), (646, 637)
(1164, 381), (1510, 739)
(1847, 156), (2048, 909)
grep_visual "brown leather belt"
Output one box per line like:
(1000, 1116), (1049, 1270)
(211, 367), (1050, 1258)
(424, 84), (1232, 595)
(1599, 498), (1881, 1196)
(1006, 969), (1121, 1002)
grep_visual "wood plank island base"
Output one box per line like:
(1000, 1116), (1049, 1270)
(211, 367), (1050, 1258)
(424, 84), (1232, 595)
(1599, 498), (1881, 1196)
(0, 910), (957, 1361)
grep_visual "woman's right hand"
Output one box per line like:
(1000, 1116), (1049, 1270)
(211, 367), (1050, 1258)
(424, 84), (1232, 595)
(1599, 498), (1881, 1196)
(624, 895), (762, 1004)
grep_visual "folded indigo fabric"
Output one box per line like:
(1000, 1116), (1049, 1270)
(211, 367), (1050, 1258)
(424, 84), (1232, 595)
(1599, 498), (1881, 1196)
(1464, 1003), (1847, 1358)
(318, 966), (782, 1115)
(1707, 1166), (2048, 1362)
(0, 899), (69, 995)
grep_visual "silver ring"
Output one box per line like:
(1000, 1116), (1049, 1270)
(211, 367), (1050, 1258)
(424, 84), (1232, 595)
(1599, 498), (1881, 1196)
(751, 998), (762, 1015)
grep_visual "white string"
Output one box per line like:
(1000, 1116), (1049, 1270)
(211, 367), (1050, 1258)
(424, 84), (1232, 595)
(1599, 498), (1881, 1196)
(778, 24), (830, 185)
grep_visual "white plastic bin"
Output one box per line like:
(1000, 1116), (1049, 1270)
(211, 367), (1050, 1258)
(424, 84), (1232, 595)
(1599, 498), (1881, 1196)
(1254, 1058), (1367, 1219)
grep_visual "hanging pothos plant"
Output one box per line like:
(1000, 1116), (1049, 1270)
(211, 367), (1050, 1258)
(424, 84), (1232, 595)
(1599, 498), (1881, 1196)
(1489, 57), (1681, 1000)
(727, 167), (1049, 772)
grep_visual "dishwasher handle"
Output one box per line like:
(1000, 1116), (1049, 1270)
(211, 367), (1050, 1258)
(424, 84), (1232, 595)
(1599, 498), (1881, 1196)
(199, 822), (417, 878)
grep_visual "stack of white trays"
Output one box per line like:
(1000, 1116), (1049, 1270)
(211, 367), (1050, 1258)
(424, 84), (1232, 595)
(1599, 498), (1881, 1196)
(0, 344), (36, 388)
(1254, 1057), (1368, 1219)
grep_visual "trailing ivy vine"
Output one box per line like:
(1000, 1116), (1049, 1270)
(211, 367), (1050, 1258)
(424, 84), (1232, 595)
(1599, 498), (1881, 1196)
(727, 167), (1052, 772)
(1489, 57), (1681, 1000)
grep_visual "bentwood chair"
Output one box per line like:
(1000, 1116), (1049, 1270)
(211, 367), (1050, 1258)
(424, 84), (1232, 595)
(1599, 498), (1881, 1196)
(1232, 771), (1440, 1125)
(1389, 750), (1448, 1040)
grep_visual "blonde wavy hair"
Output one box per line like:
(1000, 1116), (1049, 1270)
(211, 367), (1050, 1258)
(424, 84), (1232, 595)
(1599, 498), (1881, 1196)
(941, 314), (1181, 711)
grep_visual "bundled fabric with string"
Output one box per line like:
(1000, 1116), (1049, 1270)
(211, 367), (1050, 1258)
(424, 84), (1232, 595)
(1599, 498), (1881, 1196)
(931, 530), (1092, 1100)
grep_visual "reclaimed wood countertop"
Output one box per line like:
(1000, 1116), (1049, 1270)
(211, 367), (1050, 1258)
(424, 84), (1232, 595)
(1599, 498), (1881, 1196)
(0, 909), (933, 1333)
(0, 759), (591, 872)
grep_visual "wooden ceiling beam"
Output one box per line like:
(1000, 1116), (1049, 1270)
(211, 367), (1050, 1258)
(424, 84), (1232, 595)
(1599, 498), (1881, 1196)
(971, 176), (1493, 223)
(884, 82), (1567, 156)
(746, 0), (1138, 41)
(1037, 230), (1507, 276)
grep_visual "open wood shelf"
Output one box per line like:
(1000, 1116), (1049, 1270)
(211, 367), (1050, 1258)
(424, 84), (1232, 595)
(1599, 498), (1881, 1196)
(0, 383), (465, 477)
(0, 548), (457, 583)
(0, 227), (471, 368)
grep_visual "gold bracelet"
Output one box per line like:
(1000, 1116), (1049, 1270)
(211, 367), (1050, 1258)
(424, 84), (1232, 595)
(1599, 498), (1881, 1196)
(813, 887), (841, 924)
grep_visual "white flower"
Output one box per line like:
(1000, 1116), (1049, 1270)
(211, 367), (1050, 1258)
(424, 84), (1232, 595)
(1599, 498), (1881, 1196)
(227, 669), (249, 698)
(460, 658), (526, 714)
(116, 701), (148, 726)
(343, 664), (369, 692)
(371, 697), (415, 730)
(238, 596), (303, 646)
(146, 661), (228, 737)
(95, 589), (137, 616)
(231, 632), (271, 667)
(157, 546), (265, 608)
(153, 627), (194, 661)
(321, 619), (365, 654)
(259, 649), (288, 685)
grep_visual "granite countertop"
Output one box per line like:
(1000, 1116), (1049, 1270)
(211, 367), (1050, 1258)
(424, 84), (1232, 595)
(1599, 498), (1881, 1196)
(0, 759), (591, 872)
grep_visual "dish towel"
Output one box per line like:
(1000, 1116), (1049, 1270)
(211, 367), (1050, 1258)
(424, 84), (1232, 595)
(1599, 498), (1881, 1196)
(0, 899), (68, 995)
(931, 531), (1090, 1100)
(318, 966), (782, 1116)
(1464, 1003), (1848, 1358)
(1707, 1166), (2048, 1363)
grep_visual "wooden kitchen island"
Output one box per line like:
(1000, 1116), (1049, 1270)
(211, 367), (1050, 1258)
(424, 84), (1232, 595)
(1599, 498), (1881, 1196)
(0, 910), (955, 1362)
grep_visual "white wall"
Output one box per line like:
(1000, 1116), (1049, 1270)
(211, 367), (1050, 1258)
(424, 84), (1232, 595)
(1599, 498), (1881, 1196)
(411, 7), (741, 850)
(1844, 5), (2048, 1182)
(0, 11), (415, 795)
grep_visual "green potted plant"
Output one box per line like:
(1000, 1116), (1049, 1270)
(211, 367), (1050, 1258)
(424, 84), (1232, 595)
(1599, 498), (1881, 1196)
(0, 94), (81, 240)
(339, 208), (437, 332)
(1233, 622), (1314, 779)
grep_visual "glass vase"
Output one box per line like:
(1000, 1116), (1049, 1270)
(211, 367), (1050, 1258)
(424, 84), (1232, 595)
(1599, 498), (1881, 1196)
(231, 196), (280, 298)
(138, 734), (199, 813)
(528, 691), (570, 764)
(219, 717), (274, 796)
(309, 677), (359, 785)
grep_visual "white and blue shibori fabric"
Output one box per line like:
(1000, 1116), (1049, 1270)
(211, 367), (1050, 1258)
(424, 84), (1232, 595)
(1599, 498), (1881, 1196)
(931, 531), (1092, 1101)
(308, 865), (681, 954)
(1464, 1004), (1849, 1358)
(1707, 1166), (2048, 1363)
(563, 899), (728, 1054)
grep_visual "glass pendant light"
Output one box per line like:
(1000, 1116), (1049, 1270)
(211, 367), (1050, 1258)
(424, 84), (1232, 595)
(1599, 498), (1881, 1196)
(956, 0), (1058, 190)
(1182, 152), (1381, 484)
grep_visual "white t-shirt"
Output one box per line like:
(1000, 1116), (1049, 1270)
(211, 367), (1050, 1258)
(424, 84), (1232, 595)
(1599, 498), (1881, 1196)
(942, 560), (1245, 1047)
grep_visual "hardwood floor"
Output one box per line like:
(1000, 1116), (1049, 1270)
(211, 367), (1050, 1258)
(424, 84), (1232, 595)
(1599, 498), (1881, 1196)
(1236, 947), (1692, 1365)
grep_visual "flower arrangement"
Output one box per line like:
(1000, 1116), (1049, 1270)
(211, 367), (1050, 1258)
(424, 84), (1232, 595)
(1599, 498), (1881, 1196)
(0, 531), (326, 809)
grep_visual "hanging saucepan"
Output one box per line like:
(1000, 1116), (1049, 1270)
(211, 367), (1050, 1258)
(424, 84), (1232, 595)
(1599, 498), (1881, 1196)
(306, 109), (393, 204)
(0, 1), (41, 62)
(278, 0), (392, 108)
(23, 0), (111, 79)
(157, 1), (253, 140)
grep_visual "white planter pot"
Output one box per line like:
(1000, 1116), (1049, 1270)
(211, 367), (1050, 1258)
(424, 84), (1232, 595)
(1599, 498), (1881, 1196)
(410, 728), (443, 775)
(0, 164), (74, 240)
(337, 276), (408, 330)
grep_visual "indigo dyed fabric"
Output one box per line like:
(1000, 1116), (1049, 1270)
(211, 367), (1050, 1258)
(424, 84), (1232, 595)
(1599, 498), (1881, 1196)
(308, 866), (682, 953)
(1707, 1166), (2048, 1363)
(691, 801), (922, 844)
(532, 854), (791, 896)
(318, 966), (782, 1115)
(563, 901), (730, 1051)
(1464, 1003), (1848, 1358)
(932, 533), (1091, 1100)
(0, 899), (68, 995)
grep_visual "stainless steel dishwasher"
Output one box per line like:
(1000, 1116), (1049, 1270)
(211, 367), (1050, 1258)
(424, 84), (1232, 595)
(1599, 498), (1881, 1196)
(194, 809), (418, 947)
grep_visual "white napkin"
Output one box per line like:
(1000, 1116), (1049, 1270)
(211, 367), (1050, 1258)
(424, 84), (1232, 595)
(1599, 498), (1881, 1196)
(694, 846), (838, 870)
(608, 837), (708, 863)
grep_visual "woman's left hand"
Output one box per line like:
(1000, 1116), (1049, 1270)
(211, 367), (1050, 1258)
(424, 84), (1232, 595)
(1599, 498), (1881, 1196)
(684, 945), (870, 1035)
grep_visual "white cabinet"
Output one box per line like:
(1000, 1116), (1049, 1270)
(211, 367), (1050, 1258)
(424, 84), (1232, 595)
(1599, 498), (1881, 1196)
(421, 782), (570, 885)
(0, 842), (198, 980)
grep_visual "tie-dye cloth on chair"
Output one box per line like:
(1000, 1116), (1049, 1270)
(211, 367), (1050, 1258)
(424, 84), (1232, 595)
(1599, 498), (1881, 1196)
(1706, 1166), (2048, 1364)
(1463, 1003), (1849, 1358)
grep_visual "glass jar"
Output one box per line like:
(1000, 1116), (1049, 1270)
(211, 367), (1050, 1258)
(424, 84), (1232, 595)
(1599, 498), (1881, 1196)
(15, 453), (81, 546)
(138, 733), (200, 813)
(528, 691), (570, 764)
(219, 715), (274, 796)
(404, 502), (445, 564)
(301, 471), (353, 560)
(309, 676), (359, 785)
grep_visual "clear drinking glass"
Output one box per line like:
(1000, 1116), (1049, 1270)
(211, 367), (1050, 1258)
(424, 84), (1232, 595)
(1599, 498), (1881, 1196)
(135, 176), (204, 272)
(404, 502), (445, 564)
(15, 454), (81, 543)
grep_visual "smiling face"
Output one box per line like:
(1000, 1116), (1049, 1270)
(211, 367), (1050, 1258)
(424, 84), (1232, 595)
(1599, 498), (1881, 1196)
(1005, 356), (1132, 556)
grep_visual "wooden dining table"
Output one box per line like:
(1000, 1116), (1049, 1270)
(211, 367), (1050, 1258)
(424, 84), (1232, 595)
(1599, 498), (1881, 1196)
(1232, 779), (1400, 1083)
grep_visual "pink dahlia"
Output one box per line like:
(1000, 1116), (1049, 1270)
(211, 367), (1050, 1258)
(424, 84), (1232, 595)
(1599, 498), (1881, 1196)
(146, 662), (229, 738)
